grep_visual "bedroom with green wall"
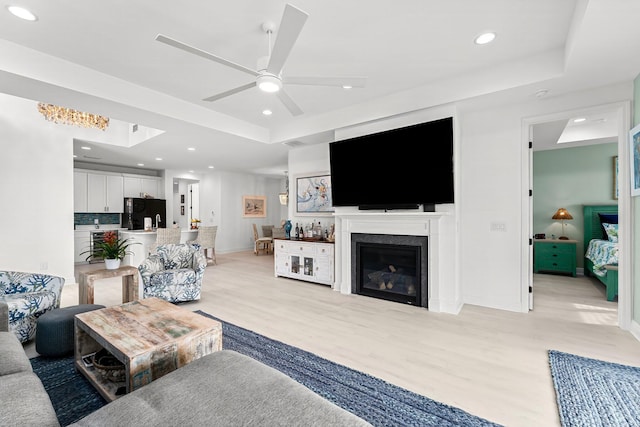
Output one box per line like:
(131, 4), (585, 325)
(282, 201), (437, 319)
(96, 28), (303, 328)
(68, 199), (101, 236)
(533, 142), (618, 269)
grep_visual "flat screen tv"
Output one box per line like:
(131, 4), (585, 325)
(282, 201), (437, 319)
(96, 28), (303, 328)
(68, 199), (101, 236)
(329, 117), (453, 210)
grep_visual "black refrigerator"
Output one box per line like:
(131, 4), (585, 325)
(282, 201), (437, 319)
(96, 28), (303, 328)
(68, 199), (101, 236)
(123, 198), (167, 230)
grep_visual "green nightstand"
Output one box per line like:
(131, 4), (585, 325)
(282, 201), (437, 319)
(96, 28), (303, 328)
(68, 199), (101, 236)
(533, 239), (577, 277)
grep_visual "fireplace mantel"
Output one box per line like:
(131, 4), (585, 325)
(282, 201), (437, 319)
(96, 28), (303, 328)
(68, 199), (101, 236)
(333, 208), (460, 314)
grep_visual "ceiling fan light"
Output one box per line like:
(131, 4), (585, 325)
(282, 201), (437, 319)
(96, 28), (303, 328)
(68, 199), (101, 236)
(257, 74), (282, 93)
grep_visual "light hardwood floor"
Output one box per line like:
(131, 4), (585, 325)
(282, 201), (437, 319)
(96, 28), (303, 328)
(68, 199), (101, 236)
(27, 252), (640, 427)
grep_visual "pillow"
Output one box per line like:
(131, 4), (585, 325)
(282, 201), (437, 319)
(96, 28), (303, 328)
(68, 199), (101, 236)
(598, 213), (618, 240)
(602, 223), (619, 243)
(598, 213), (618, 224)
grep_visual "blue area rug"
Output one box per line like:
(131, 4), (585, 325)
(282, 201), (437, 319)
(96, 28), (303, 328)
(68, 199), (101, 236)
(31, 311), (500, 426)
(548, 350), (640, 427)
(197, 311), (500, 427)
(29, 356), (106, 426)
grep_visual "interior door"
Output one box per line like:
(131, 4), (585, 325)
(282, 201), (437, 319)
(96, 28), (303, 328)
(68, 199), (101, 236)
(528, 128), (534, 310)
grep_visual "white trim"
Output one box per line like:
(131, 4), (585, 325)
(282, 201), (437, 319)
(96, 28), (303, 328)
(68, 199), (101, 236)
(522, 101), (632, 330)
(630, 319), (640, 341)
(332, 207), (460, 314)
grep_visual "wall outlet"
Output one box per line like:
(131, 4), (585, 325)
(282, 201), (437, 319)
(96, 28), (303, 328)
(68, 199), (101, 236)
(490, 222), (506, 232)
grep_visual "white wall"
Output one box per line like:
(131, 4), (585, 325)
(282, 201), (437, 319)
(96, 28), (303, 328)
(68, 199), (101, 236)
(165, 169), (284, 253)
(0, 80), (633, 315)
(0, 93), (76, 284)
(289, 82), (633, 314)
(458, 82), (632, 312)
(287, 143), (336, 232)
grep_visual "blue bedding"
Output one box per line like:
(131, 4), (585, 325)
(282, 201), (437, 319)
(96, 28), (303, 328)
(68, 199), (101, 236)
(585, 239), (618, 277)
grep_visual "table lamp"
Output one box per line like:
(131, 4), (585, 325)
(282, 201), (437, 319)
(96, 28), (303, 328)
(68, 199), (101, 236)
(552, 208), (573, 240)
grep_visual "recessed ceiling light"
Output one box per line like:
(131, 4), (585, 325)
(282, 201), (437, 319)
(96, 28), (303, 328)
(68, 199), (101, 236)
(137, 163), (145, 166)
(187, 147), (195, 151)
(208, 166), (214, 169)
(474, 32), (496, 45)
(155, 157), (162, 161)
(81, 146), (91, 150)
(7, 6), (37, 21)
(73, 154), (77, 158)
(573, 117), (587, 123)
(262, 109), (273, 116)
(342, 85), (353, 90)
(189, 170), (194, 173)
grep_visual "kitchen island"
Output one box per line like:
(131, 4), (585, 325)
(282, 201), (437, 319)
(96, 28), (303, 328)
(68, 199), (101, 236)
(120, 229), (198, 267)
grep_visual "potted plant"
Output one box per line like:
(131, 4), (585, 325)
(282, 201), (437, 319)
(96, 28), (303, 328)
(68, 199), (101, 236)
(83, 231), (138, 270)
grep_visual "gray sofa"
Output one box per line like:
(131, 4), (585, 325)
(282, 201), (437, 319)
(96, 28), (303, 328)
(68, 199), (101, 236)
(1, 332), (370, 427)
(0, 332), (60, 427)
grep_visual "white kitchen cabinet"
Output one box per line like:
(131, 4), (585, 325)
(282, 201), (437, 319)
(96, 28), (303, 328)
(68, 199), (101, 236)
(74, 232), (91, 263)
(87, 173), (124, 212)
(74, 171), (88, 212)
(123, 176), (163, 198)
(123, 177), (142, 198)
(142, 177), (163, 198)
(274, 239), (334, 286)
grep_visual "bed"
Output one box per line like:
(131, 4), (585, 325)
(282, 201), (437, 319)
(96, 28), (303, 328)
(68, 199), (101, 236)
(583, 205), (618, 301)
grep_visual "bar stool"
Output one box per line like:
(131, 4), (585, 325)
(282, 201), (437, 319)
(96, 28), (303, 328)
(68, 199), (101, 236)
(149, 228), (181, 254)
(189, 225), (218, 265)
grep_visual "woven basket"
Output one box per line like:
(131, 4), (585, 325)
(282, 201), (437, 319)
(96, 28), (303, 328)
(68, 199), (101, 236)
(92, 349), (125, 383)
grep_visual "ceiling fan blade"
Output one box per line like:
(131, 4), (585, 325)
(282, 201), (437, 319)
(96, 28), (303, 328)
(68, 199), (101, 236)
(276, 90), (303, 116)
(156, 34), (259, 77)
(203, 82), (256, 102)
(284, 76), (367, 88)
(266, 4), (309, 75)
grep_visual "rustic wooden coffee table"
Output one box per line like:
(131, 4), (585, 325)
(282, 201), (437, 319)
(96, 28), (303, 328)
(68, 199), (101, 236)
(74, 297), (222, 401)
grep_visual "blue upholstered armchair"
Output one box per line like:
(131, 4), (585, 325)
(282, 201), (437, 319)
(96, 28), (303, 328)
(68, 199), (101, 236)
(0, 271), (65, 343)
(138, 243), (207, 303)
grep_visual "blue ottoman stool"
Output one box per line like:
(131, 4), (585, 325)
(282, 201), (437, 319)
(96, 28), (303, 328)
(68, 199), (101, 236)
(35, 304), (105, 357)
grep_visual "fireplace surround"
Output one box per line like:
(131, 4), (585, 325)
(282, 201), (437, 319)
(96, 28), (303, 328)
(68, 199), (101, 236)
(333, 208), (459, 313)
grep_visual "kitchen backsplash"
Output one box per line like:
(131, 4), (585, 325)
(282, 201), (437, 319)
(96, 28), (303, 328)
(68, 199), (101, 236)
(74, 213), (121, 226)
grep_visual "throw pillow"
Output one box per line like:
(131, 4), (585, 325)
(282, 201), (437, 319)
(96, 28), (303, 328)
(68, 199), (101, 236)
(602, 223), (619, 243)
(598, 213), (618, 239)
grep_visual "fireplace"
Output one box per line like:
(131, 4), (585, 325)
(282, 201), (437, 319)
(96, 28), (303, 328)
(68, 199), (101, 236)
(351, 233), (428, 307)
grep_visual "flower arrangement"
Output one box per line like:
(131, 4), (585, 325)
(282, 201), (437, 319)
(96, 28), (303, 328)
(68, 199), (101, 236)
(190, 218), (201, 230)
(83, 231), (138, 261)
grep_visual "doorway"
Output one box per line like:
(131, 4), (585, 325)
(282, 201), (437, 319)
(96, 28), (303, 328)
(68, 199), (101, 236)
(523, 102), (631, 329)
(173, 178), (199, 229)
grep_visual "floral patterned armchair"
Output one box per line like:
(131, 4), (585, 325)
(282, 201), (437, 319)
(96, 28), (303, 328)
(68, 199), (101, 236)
(138, 243), (206, 303)
(0, 271), (65, 343)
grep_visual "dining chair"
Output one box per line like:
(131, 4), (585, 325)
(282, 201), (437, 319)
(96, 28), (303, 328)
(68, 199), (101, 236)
(253, 224), (273, 255)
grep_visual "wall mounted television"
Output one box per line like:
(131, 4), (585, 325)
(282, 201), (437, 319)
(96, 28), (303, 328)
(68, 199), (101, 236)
(329, 117), (454, 211)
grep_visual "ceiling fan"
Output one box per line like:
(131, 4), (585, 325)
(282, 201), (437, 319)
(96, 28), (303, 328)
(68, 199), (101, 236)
(155, 3), (366, 116)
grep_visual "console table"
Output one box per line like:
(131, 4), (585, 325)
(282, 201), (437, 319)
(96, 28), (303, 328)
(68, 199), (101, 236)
(78, 265), (140, 305)
(274, 239), (334, 286)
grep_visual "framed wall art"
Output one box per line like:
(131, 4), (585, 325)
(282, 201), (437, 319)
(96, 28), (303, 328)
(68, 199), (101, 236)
(296, 173), (334, 215)
(243, 195), (266, 217)
(630, 123), (640, 197)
